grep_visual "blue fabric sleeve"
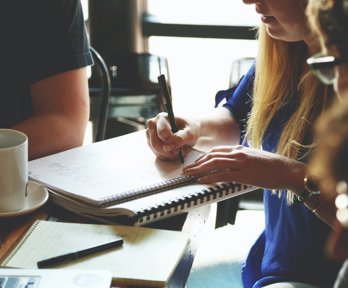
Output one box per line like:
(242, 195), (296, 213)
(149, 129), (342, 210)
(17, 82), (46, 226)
(214, 64), (255, 142)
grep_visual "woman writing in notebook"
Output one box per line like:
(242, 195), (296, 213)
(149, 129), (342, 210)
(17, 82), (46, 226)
(146, 0), (341, 287)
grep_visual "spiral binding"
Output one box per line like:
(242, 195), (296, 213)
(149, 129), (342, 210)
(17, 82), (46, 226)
(100, 174), (198, 207)
(136, 182), (255, 224)
(0, 220), (41, 265)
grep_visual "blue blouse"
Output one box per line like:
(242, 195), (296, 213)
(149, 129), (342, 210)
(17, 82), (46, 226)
(216, 65), (341, 287)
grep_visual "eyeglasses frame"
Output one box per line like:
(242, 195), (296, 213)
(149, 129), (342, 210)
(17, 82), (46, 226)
(307, 54), (348, 85)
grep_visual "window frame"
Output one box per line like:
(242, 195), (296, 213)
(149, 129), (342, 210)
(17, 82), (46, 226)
(142, 14), (257, 40)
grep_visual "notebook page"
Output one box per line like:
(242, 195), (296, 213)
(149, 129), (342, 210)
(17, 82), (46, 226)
(1, 220), (190, 286)
(2, 221), (120, 267)
(29, 131), (204, 205)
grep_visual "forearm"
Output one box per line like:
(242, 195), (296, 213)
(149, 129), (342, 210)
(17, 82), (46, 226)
(276, 157), (337, 228)
(12, 113), (88, 160)
(183, 141), (337, 228)
(18, 68), (91, 160)
(285, 159), (337, 228)
(192, 107), (241, 151)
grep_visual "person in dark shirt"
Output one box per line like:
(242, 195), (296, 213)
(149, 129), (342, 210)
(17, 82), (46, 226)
(0, 0), (93, 159)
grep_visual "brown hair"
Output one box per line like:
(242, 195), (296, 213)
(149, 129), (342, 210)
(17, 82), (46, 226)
(307, 0), (348, 56)
(309, 98), (348, 195)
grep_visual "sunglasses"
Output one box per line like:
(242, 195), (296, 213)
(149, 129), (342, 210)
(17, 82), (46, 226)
(306, 53), (348, 85)
(336, 181), (348, 228)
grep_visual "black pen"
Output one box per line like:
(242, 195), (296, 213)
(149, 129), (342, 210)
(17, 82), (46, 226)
(37, 238), (123, 268)
(158, 74), (185, 164)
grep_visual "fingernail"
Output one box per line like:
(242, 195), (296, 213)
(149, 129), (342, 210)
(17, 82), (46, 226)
(163, 144), (172, 152)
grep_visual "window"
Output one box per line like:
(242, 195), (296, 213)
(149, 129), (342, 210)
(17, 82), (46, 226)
(147, 0), (258, 26)
(146, 1), (259, 115)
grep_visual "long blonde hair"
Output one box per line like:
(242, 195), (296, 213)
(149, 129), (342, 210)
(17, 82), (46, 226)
(246, 24), (333, 203)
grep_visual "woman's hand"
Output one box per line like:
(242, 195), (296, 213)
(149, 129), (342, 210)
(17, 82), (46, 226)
(183, 145), (306, 191)
(146, 112), (200, 161)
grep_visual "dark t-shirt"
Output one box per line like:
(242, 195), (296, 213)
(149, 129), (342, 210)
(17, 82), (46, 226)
(0, 0), (93, 127)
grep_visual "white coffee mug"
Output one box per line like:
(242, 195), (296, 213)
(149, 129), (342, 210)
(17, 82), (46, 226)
(0, 129), (28, 213)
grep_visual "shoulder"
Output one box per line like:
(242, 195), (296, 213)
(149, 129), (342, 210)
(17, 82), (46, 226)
(215, 63), (255, 106)
(23, 0), (92, 83)
(235, 64), (255, 95)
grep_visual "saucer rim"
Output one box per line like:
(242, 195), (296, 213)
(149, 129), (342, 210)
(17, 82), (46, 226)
(0, 180), (49, 218)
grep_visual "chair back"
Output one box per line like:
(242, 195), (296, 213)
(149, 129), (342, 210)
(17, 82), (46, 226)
(229, 57), (255, 88)
(89, 47), (111, 142)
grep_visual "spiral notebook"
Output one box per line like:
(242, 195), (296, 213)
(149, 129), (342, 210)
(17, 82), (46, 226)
(0, 220), (190, 287)
(29, 131), (256, 225)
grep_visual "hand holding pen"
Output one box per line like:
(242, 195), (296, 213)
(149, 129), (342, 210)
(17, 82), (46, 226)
(157, 74), (185, 164)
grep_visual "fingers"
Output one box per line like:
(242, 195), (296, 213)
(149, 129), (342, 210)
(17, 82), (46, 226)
(182, 145), (300, 190)
(186, 145), (243, 167)
(147, 112), (171, 142)
(197, 170), (243, 184)
(185, 148), (244, 170)
(155, 114), (174, 142)
(146, 113), (186, 160)
(183, 146), (248, 183)
(184, 154), (240, 177)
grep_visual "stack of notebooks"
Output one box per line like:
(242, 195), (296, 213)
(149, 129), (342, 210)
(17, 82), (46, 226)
(29, 131), (257, 225)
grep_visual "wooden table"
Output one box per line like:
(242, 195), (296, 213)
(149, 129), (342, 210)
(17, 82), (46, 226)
(0, 131), (215, 287)
(0, 202), (212, 288)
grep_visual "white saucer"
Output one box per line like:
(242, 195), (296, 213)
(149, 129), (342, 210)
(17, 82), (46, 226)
(0, 180), (49, 218)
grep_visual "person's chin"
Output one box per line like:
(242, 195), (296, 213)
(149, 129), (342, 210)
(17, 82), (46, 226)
(261, 15), (276, 24)
(265, 26), (303, 43)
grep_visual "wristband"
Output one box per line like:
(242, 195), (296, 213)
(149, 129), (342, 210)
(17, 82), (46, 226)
(297, 175), (320, 202)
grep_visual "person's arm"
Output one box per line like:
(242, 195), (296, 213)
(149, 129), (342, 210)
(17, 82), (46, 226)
(192, 107), (241, 151)
(146, 64), (254, 161)
(183, 143), (338, 227)
(146, 107), (241, 161)
(12, 67), (90, 160)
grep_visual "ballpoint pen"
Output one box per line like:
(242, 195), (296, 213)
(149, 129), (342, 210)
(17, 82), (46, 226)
(158, 74), (185, 164)
(37, 238), (123, 268)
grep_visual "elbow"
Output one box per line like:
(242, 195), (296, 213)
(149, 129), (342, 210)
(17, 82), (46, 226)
(72, 109), (90, 147)
(61, 105), (90, 149)
(77, 97), (90, 144)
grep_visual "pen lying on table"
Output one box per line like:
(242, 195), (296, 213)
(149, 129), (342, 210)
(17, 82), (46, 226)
(37, 238), (123, 268)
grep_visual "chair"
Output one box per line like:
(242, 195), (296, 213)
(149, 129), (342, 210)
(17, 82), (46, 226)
(88, 46), (111, 142)
(100, 53), (169, 139)
(229, 57), (255, 88)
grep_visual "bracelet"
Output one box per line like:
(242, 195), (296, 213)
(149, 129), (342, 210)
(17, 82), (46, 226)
(297, 175), (320, 202)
